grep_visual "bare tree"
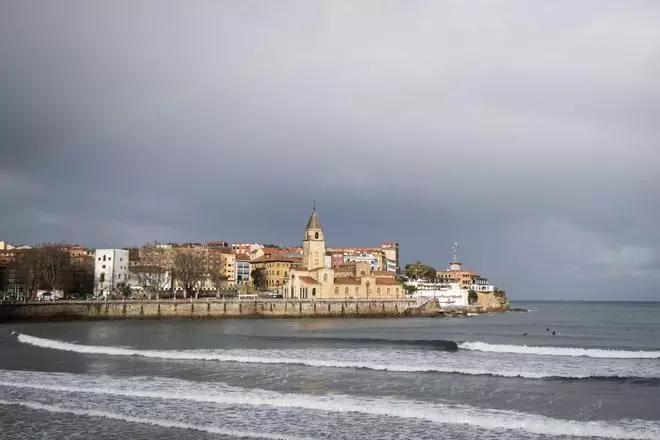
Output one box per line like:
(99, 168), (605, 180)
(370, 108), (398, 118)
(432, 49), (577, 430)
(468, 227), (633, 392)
(35, 245), (71, 292)
(132, 245), (169, 299)
(172, 251), (206, 299)
(10, 246), (71, 297)
(132, 265), (167, 299)
(209, 269), (229, 297)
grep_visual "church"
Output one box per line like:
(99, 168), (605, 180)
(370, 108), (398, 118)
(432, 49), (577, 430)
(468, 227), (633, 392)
(286, 208), (404, 299)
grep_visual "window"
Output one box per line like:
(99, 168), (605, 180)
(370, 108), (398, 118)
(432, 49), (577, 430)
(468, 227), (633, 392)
(355, 287), (358, 294)
(315, 232), (319, 239)
(387, 288), (391, 294)
(335, 287), (339, 294)
(102, 265), (106, 269)
(108, 257), (111, 261)
(103, 255), (106, 261)
(323, 274), (328, 282)
(377, 287), (381, 294)
(312, 288), (316, 296)
(344, 287), (348, 294)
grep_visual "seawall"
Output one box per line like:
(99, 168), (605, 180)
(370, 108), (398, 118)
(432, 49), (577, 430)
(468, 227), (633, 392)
(0, 299), (465, 323)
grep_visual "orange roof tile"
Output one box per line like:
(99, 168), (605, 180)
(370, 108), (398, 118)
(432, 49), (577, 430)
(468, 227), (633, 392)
(298, 276), (318, 284)
(372, 271), (395, 277)
(334, 277), (360, 285)
(375, 278), (401, 285)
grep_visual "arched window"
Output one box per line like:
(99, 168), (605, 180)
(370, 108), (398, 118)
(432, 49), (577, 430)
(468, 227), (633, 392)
(315, 232), (319, 239)
(323, 274), (328, 282)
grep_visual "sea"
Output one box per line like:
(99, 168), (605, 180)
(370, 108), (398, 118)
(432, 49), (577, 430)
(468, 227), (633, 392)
(0, 301), (659, 440)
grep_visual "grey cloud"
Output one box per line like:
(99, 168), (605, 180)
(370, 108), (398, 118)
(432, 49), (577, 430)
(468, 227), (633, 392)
(1, 0), (659, 300)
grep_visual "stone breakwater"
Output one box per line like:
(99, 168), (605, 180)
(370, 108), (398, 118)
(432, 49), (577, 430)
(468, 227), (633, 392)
(0, 299), (500, 322)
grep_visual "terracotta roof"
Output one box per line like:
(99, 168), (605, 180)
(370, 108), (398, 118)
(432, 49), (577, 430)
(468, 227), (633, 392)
(372, 271), (395, 277)
(334, 277), (360, 285)
(292, 267), (308, 272)
(234, 253), (250, 261)
(375, 278), (401, 286)
(299, 276), (318, 284)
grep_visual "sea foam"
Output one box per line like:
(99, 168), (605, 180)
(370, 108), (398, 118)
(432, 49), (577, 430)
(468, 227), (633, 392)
(15, 333), (659, 380)
(458, 341), (660, 359)
(0, 370), (658, 440)
(0, 398), (310, 440)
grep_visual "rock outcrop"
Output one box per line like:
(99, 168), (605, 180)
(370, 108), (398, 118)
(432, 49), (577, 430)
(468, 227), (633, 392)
(476, 291), (509, 312)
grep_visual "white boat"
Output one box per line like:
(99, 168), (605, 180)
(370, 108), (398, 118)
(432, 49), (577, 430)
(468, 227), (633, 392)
(407, 280), (469, 307)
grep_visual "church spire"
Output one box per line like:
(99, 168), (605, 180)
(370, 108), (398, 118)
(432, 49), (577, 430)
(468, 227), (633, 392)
(305, 203), (323, 231)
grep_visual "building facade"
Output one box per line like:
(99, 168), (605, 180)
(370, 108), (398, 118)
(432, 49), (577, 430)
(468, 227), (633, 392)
(235, 254), (251, 284)
(250, 254), (301, 291)
(94, 249), (130, 298)
(288, 209), (403, 299)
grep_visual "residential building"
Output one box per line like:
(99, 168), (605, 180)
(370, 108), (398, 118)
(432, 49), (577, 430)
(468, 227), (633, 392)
(235, 254), (251, 284)
(436, 243), (495, 292)
(219, 250), (236, 285)
(208, 241), (230, 249)
(58, 244), (94, 266)
(232, 243), (263, 256)
(94, 249), (130, 298)
(326, 241), (399, 273)
(250, 254), (301, 292)
(288, 208), (403, 299)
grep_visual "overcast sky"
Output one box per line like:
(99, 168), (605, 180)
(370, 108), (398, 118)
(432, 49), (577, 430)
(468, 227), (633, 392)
(1, 1), (659, 300)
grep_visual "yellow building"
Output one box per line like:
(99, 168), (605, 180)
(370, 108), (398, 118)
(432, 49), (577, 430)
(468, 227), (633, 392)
(288, 208), (403, 299)
(250, 254), (301, 291)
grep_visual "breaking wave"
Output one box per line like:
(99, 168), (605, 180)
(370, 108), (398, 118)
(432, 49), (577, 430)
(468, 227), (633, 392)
(0, 370), (658, 440)
(458, 341), (660, 359)
(0, 398), (310, 440)
(14, 333), (660, 380)
(246, 335), (460, 350)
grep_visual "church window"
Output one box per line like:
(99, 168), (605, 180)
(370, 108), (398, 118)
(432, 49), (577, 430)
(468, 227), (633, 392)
(315, 232), (319, 239)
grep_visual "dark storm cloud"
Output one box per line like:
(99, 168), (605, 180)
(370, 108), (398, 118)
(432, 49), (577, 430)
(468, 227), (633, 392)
(1, 1), (659, 300)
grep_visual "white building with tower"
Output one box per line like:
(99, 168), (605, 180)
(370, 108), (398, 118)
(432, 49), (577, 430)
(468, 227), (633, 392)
(94, 249), (130, 298)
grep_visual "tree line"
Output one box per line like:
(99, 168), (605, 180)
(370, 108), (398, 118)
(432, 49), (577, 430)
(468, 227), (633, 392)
(1, 245), (94, 298)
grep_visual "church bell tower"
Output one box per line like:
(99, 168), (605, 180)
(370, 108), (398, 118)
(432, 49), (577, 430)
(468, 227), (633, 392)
(303, 203), (326, 270)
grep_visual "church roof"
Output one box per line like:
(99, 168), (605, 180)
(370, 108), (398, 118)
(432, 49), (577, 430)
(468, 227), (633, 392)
(334, 276), (360, 285)
(299, 276), (318, 284)
(375, 278), (401, 285)
(305, 209), (323, 230)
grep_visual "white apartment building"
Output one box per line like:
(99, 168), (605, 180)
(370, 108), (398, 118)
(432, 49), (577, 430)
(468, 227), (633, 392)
(94, 249), (130, 298)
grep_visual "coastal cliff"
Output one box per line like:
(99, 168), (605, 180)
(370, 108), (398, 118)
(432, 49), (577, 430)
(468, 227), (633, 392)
(475, 291), (510, 312)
